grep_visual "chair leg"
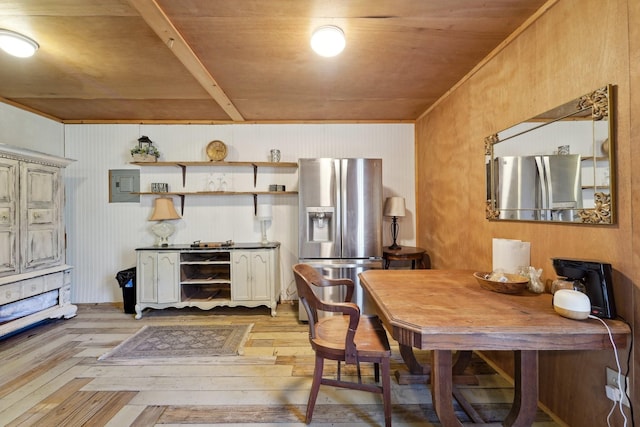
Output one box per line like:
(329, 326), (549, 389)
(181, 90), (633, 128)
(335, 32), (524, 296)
(381, 357), (392, 427)
(306, 354), (325, 424)
(374, 362), (380, 382)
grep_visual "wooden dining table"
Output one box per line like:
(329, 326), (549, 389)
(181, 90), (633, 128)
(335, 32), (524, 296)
(359, 269), (631, 427)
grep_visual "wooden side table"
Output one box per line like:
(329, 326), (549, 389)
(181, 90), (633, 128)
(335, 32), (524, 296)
(382, 246), (428, 269)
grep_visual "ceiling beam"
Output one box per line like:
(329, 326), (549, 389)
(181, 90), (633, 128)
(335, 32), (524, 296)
(128, 0), (244, 121)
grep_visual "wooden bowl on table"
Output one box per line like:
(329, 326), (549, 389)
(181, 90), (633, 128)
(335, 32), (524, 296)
(473, 272), (529, 294)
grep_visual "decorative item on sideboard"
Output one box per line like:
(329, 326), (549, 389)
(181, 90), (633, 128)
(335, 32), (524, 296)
(131, 136), (160, 162)
(256, 204), (272, 245)
(149, 197), (181, 246)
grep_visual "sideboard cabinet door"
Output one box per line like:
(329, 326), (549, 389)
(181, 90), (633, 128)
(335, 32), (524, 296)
(231, 249), (272, 302)
(138, 252), (157, 303)
(250, 251), (272, 301)
(231, 251), (251, 301)
(137, 251), (179, 304)
(157, 252), (180, 303)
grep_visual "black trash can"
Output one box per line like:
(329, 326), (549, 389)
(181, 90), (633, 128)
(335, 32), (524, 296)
(116, 267), (136, 314)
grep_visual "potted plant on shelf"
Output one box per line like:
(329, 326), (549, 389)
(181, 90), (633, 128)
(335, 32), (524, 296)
(131, 136), (160, 162)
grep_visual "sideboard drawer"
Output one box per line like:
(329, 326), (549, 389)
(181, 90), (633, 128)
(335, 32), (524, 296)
(44, 272), (64, 290)
(0, 283), (22, 304)
(21, 276), (45, 298)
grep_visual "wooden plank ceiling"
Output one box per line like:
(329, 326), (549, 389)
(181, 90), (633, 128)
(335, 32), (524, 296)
(0, 0), (547, 123)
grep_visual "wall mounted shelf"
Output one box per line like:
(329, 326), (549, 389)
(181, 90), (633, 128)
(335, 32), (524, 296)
(132, 191), (298, 214)
(131, 160), (298, 214)
(131, 161), (298, 186)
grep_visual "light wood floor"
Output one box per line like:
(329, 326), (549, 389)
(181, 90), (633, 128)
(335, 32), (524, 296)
(0, 303), (562, 426)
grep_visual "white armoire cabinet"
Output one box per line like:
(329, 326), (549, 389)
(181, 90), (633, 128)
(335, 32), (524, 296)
(0, 144), (76, 338)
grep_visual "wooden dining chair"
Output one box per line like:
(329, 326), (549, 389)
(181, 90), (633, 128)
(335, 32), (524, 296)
(292, 263), (392, 427)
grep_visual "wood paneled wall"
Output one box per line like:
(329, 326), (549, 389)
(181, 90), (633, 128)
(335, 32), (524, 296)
(415, 0), (637, 425)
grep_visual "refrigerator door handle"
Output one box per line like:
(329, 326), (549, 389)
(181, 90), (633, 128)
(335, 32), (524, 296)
(535, 156), (549, 217)
(334, 159), (342, 257)
(542, 155), (554, 210)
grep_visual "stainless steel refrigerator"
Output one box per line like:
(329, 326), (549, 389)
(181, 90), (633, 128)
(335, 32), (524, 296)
(494, 154), (582, 221)
(298, 158), (383, 319)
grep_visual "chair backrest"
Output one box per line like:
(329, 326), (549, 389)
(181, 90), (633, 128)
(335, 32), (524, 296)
(293, 264), (322, 325)
(293, 264), (351, 320)
(293, 263), (360, 363)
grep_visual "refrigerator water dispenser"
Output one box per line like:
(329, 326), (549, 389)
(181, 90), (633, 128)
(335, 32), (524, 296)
(306, 207), (334, 242)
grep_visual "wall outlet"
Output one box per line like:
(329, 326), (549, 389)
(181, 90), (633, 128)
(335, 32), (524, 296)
(606, 367), (630, 407)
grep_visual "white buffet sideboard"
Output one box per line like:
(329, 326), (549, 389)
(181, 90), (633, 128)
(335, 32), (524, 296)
(135, 243), (280, 318)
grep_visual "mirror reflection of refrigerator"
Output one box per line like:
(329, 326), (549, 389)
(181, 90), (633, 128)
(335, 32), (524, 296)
(495, 154), (582, 221)
(298, 158), (383, 319)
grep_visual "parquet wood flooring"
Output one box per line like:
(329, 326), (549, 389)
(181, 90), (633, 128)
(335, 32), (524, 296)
(0, 303), (562, 426)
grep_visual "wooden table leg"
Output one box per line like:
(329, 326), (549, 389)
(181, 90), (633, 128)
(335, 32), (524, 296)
(431, 350), (463, 427)
(431, 350), (483, 425)
(432, 350), (538, 427)
(395, 347), (478, 385)
(395, 343), (431, 384)
(452, 350), (472, 375)
(504, 350), (539, 427)
(452, 350), (479, 385)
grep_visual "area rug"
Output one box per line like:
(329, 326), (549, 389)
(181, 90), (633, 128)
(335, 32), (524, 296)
(98, 324), (252, 362)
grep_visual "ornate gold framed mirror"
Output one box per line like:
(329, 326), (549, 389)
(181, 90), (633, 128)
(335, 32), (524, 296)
(485, 84), (615, 224)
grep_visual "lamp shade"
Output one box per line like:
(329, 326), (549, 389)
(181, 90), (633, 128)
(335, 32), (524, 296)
(149, 197), (181, 221)
(256, 204), (272, 219)
(383, 197), (406, 217)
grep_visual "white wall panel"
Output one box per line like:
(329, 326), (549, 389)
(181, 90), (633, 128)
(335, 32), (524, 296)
(64, 123), (415, 303)
(0, 103), (64, 156)
(64, 125), (147, 304)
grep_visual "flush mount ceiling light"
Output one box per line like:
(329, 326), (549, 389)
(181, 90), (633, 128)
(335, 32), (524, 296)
(0, 29), (39, 58)
(310, 25), (345, 57)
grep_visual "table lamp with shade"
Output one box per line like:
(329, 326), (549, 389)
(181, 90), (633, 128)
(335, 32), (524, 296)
(149, 197), (181, 247)
(383, 196), (406, 250)
(256, 204), (272, 245)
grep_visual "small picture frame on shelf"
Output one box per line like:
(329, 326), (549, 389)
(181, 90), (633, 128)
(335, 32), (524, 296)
(151, 183), (169, 193)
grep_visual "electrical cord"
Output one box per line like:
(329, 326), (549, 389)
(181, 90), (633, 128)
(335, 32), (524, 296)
(608, 398), (620, 427)
(619, 316), (635, 427)
(588, 314), (629, 427)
